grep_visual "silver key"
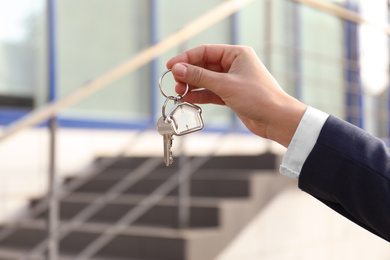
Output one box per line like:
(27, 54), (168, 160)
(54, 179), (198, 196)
(156, 116), (174, 166)
(166, 102), (204, 136)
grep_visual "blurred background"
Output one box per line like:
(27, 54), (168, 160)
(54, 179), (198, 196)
(0, 0), (390, 259)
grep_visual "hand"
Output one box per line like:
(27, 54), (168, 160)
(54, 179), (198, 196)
(166, 44), (307, 147)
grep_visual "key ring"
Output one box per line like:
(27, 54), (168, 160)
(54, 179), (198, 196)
(161, 96), (176, 119)
(159, 69), (189, 99)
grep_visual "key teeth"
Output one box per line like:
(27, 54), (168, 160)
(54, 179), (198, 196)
(165, 158), (173, 166)
(164, 147), (173, 166)
(168, 148), (173, 166)
(169, 137), (173, 165)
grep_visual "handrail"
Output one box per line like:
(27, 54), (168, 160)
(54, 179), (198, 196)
(292, 0), (390, 35)
(19, 132), (226, 260)
(0, 0), (255, 144)
(0, 130), (146, 243)
(23, 157), (163, 260)
(77, 158), (209, 260)
(74, 132), (227, 260)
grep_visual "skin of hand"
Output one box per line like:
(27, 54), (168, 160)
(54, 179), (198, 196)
(166, 44), (307, 148)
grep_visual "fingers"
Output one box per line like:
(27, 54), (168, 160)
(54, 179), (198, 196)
(166, 44), (256, 105)
(181, 89), (225, 105)
(171, 63), (225, 95)
(167, 44), (239, 72)
(174, 82), (202, 95)
(175, 81), (225, 105)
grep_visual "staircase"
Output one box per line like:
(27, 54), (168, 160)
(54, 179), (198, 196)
(0, 153), (292, 260)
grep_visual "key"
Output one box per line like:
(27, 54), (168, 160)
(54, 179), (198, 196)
(156, 116), (174, 166)
(167, 102), (204, 136)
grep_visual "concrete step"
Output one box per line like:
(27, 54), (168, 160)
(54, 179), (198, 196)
(93, 168), (257, 180)
(94, 153), (277, 173)
(35, 200), (219, 228)
(72, 177), (251, 198)
(199, 153), (277, 170)
(93, 234), (185, 260)
(95, 157), (151, 170)
(0, 222), (219, 260)
(0, 227), (46, 253)
(71, 169), (258, 199)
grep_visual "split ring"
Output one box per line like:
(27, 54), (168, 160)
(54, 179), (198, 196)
(158, 69), (189, 99)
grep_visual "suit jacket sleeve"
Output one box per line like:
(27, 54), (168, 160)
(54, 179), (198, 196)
(298, 115), (390, 242)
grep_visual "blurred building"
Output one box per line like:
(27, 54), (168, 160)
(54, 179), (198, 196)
(0, 0), (390, 259)
(1, 0), (390, 133)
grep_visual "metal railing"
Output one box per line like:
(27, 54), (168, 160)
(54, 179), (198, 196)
(0, 0), (389, 259)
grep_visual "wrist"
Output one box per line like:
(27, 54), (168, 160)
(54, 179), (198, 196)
(267, 97), (307, 148)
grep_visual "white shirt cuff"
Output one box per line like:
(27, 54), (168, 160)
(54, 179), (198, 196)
(279, 106), (329, 179)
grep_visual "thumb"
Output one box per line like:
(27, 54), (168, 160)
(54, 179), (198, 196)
(172, 63), (223, 93)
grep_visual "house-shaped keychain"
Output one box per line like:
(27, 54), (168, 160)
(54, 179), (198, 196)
(167, 102), (204, 136)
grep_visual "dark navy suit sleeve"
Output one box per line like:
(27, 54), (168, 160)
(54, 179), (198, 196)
(298, 115), (390, 242)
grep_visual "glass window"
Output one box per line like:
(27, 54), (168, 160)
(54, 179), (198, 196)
(243, 0), (346, 120)
(301, 4), (345, 118)
(57, 0), (150, 122)
(241, 0), (266, 54)
(0, 0), (46, 109)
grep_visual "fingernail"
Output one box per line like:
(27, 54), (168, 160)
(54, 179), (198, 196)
(174, 63), (187, 78)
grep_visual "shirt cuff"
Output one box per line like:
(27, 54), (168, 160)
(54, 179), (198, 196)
(280, 106), (329, 179)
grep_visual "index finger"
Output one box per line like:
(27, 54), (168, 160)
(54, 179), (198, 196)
(166, 44), (238, 72)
